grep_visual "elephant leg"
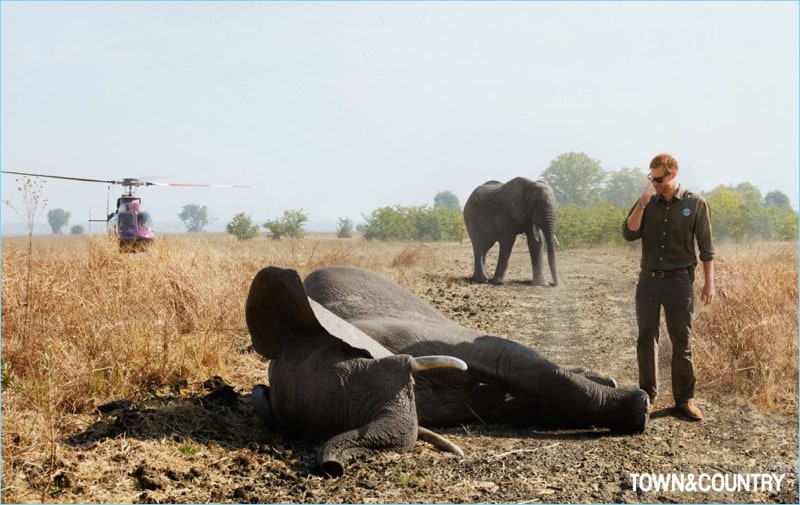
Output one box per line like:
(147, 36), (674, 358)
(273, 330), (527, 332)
(456, 337), (649, 433)
(491, 237), (515, 285)
(471, 240), (492, 283)
(510, 368), (648, 433)
(526, 231), (547, 286)
(568, 367), (617, 388)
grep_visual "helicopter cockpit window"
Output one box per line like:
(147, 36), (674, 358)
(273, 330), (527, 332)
(137, 212), (153, 230)
(117, 212), (136, 232)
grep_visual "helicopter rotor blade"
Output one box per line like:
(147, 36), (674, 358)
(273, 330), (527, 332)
(2, 170), (259, 189)
(147, 182), (258, 189)
(1, 170), (117, 185)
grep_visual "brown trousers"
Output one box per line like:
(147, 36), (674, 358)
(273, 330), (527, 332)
(635, 270), (696, 404)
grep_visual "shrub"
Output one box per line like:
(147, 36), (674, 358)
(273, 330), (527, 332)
(556, 202), (627, 248)
(363, 205), (465, 241)
(226, 213), (259, 240)
(336, 217), (354, 238)
(263, 209), (308, 240)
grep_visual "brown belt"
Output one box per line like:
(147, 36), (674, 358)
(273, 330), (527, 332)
(645, 268), (689, 279)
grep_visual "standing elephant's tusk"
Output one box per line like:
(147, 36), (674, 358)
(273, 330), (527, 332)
(410, 355), (468, 372)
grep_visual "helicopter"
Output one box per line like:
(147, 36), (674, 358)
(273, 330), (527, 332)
(1, 170), (253, 250)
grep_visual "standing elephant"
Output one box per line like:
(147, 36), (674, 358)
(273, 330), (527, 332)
(464, 177), (558, 286)
(246, 266), (467, 476)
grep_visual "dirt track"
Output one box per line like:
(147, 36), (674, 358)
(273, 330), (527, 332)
(53, 242), (797, 503)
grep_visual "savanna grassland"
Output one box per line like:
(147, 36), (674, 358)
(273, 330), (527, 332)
(1, 233), (797, 503)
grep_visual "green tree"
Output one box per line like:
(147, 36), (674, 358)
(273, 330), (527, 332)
(540, 152), (606, 207)
(603, 167), (647, 207)
(705, 186), (749, 241)
(263, 209), (308, 239)
(226, 212), (259, 240)
(733, 182), (763, 208)
(336, 217), (354, 238)
(47, 208), (70, 234)
(434, 191), (461, 210)
(764, 190), (792, 209)
(179, 204), (211, 233)
(70, 225), (85, 235)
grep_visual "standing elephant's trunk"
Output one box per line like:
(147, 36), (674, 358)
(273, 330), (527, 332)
(544, 213), (558, 286)
(528, 219), (558, 287)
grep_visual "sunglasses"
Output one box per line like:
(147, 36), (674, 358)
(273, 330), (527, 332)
(648, 173), (670, 183)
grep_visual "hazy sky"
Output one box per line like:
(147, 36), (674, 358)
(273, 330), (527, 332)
(2, 1), (798, 232)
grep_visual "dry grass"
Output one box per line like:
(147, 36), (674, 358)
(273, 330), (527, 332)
(693, 241), (798, 415)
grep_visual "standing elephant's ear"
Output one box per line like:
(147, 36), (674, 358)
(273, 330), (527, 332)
(246, 266), (391, 359)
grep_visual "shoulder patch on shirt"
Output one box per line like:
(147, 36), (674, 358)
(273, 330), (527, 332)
(683, 208), (692, 217)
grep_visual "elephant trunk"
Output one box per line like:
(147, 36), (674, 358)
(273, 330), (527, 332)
(540, 206), (558, 286)
(544, 226), (558, 287)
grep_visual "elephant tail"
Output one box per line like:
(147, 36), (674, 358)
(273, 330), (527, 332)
(418, 426), (464, 457)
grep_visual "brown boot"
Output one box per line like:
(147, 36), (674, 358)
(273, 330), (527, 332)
(675, 399), (703, 421)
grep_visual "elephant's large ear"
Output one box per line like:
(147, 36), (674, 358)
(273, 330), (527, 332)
(246, 266), (392, 359)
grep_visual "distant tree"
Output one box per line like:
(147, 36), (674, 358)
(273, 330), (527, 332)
(733, 182), (763, 208)
(179, 204), (211, 233)
(70, 225), (85, 235)
(434, 191), (461, 210)
(540, 152), (606, 207)
(337, 217), (354, 238)
(47, 208), (70, 234)
(263, 209), (308, 240)
(765, 190), (792, 209)
(603, 167), (648, 207)
(226, 212), (259, 240)
(705, 186), (749, 241)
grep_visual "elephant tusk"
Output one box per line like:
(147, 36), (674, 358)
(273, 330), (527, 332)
(410, 355), (468, 372)
(418, 426), (464, 457)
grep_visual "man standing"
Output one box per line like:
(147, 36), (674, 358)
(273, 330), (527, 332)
(622, 153), (715, 421)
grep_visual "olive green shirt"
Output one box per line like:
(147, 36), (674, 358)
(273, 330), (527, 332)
(622, 185), (715, 271)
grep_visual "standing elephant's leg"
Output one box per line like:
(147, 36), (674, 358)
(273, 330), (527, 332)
(525, 229), (547, 286)
(491, 237), (515, 285)
(471, 240), (492, 283)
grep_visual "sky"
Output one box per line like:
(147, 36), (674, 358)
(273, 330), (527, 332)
(2, 1), (798, 233)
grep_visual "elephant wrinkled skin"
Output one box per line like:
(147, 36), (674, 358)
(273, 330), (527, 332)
(464, 177), (558, 286)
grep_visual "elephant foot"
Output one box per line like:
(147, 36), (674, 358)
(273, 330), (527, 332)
(606, 388), (650, 435)
(569, 367), (617, 388)
(472, 275), (489, 284)
(489, 278), (505, 285)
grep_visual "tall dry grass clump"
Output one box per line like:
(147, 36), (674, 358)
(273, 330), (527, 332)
(693, 243), (798, 415)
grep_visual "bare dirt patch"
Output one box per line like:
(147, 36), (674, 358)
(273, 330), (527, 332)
(4, 240), (797, 503)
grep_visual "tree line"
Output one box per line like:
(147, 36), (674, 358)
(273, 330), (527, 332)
(39, 151), (797, 246)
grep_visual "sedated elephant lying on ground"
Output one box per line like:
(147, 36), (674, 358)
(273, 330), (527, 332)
(246, 266), (467, 476)
(247, 265), (650, 475)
